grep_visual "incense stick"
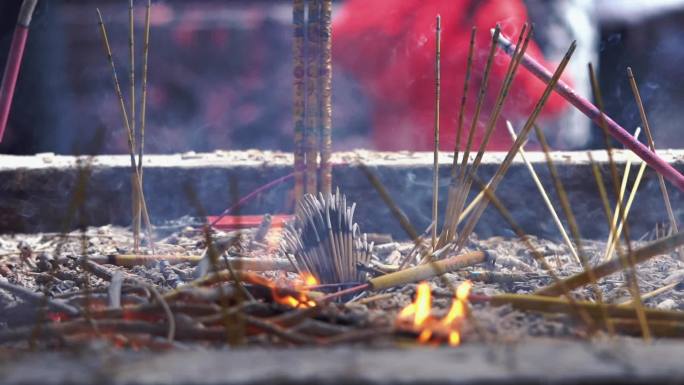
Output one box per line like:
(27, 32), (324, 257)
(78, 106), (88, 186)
(432, 15), (441, 249)
(587, 63), (650, 341)
(305, 0), (320, 194)
(318, 0), (333, 196)
(96, 9), (155, 252)
(454, 39), (577, 252)
(497, 33), (684, 192)
(138, 0), (151, 196)
(505, 121), (579, 264)
(627, 67), (679, 241)
(532, 123), (614, 335)
(293, 0), (306, 201)
(451, 26), (476, 184)
(129, 0), (140, 252)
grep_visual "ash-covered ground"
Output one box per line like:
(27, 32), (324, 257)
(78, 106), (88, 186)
(0, 219), (682, 351)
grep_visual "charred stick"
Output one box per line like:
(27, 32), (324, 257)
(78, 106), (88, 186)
(0, 279), (79, 316)
(496, 32), (684, 192)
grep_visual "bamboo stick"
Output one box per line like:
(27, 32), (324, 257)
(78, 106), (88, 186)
(368, 251), (486, 291)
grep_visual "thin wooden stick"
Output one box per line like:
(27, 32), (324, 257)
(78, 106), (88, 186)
(293, 0), (306, 201)
(96, 9), (155, 252)
(588, 63), (650, 341)
(444, 25), (530, 248)
(129, 0), (140, 252)
(454, 38), (576, 252)
(467, 171), (598, 330)
(318, 0), (333, 195)
(432, 15), (441, 249)
(627, 67), (679, 240)
(451, 26), (476, 184)
(605, 158), (647, 261)
(538, 229), (684, 297)
(602, 128), (640, 262)
(505, 121), (579, 264)
(135, 0), (151, 247)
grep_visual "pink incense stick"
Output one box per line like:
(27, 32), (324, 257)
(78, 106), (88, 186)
(496, 31), (684, 193)
(0, 0), (38, 143)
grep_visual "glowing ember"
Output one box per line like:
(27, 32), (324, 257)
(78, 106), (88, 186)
(396, 280), (472, 346)
(270, 272), (319, 308)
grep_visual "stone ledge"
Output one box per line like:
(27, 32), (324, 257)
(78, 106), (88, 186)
(1, 150), (683, 239)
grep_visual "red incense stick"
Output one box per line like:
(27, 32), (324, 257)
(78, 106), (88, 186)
(496, 31), (684, 193)
(0, 0), (38, 143)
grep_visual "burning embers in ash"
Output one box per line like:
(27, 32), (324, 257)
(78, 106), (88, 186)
(270, 272), (319, 308)
(282, 190), (373, 284)
(396, 281), (473, 346)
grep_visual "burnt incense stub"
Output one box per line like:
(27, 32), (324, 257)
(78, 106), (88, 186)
(282, 190), (373, 284)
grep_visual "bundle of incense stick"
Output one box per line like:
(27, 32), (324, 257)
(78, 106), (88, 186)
(292, 0), (333, 200)
(281, 189), (374, 284)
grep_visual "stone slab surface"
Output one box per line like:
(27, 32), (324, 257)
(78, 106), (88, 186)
(1, 150), (684, 239)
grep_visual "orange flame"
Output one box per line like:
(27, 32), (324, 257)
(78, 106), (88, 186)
(396, 280), (472, 346)
(270, 272), (319, 308)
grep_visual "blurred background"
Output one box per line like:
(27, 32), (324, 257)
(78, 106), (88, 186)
(1, 0), (683, 155)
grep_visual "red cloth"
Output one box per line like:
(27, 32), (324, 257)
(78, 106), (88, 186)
(333, 0), (570, 151)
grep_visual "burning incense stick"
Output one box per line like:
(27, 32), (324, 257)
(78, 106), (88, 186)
(496, 32), (684, 192)
(0, 0), (38, 143)
(293, 0), (306, 201)
(432, 15), (442, 249)
(505, 121), (579, 264)
(318, 0), (333, 196)
(305, 0), (320, 195)
(627, 67), (679, 240)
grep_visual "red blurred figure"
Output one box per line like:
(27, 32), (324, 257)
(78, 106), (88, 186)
(333, 0), (571, 151)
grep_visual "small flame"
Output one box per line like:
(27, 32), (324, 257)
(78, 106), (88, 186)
(270, 272), (319, 308)
(396, 280), (472, 346)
